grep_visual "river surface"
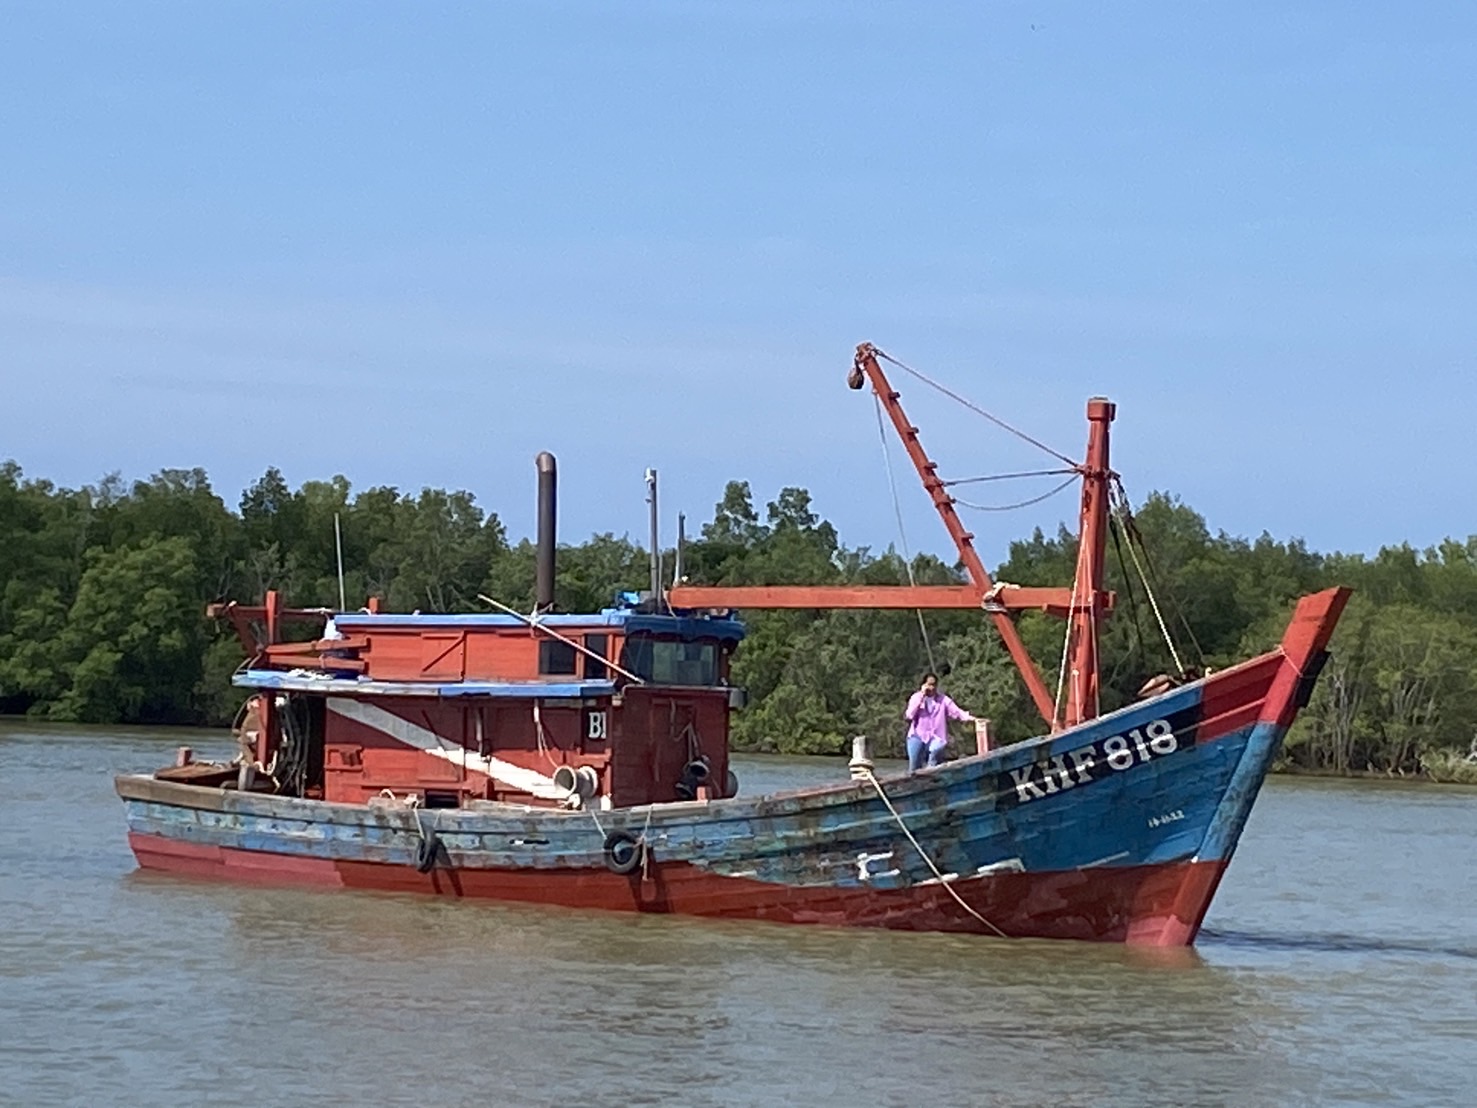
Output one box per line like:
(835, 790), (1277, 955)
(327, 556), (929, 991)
(1, 720), (1474, 1107)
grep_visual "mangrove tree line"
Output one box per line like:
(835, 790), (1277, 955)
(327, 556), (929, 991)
(2, 460), (1475, 780)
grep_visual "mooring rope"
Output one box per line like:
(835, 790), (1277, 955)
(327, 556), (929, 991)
(859, 767), (1007, 938)
(532, 700), (560, 769)
(380, 788), (429, 843)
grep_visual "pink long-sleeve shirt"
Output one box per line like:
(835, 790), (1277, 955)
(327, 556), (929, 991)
(904, 690), (971, 746)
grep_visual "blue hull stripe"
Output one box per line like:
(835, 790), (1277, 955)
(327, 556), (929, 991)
(121, 679), (1287, 894)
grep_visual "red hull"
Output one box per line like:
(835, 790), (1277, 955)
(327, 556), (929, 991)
(129, 831), (1228, 946)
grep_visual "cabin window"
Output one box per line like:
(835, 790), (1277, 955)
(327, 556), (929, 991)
(583, 633), (609, 680)
(621, 637), (719, 686)
(539, 639), (578, 675)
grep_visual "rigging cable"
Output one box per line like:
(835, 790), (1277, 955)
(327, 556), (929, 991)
(874, 349), (1079, 467)
(941, 468), (1078, 486)
(1089, 564), (1101, 719)
(875, 394), (938, 674)
(1106, 515), (1151, 686)
(1113, 482), (1207, 671)
(1108, 484), (1187, 677)
(952, 476), (1079, 513)
(1052, 554), (1081, 731)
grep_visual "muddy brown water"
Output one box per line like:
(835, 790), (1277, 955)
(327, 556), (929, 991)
(2, 719), (1475, 1106)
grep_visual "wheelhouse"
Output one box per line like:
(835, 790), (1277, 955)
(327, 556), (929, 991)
(216, 595), (745, 811)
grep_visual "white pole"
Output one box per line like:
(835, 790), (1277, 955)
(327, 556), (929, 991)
(334, 512), (347, 612)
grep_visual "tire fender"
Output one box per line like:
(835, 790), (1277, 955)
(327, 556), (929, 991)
(414, 829), (441, 874)
(602, 830), (644, 876)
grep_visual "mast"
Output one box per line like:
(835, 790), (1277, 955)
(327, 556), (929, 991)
(665, 342), (1117, 733)
(1065, 398), (1115, 728)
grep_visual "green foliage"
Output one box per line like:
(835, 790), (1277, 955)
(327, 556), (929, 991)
(47, 537), (206, 723)
(374, 487), (504, 613)
(1417, 748), (1477, 785)
(2, 452), (1477, 780)
(554, 533), (649, 613)
(1286, 596), (1477, 774)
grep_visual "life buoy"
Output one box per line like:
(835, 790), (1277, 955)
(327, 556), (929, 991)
(414, 830), (441, 874)
(602, 830), (643, 876)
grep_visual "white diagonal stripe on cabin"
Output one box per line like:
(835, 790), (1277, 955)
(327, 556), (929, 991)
(326, 698), (567, 799)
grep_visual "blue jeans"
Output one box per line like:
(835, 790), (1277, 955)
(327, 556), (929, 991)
(907, 735), (944, 771)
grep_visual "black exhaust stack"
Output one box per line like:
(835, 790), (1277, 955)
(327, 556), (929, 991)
(535, 452), (557, 612)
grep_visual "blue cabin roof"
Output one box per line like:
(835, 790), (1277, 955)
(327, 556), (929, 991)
(234, 670), (620, 699)
(332, 608), (745, 642)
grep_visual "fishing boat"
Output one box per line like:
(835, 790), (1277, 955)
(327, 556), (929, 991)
(115, 344), (1348, 945)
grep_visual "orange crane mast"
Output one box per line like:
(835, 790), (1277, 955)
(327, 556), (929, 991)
(668, 343), (1117, 731)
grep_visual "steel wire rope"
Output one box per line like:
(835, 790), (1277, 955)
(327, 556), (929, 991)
(871, 349), (1092, 729)
(1106, 516), (1152, 688)
(1116, 485), (1207, 673)
(874, 394), (938, 675)
(1108, 484), (1188, 676)
(952, 476), (1080, 513)
(874, 350), (1079, 467)
(941, 468), (1078, 486)
(1052, 558), (1081, 731)
(1089, 572), (1101, 719)
(1110, 479), (1208, 671)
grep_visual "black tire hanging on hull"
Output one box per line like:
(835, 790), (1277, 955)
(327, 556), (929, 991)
(414, 830), (442, 874)
(602, 831), (643, 876)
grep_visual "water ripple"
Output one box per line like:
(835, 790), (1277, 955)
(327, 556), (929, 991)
(1201, 926), (1477, 962)
(2, 722), (1475, 1108)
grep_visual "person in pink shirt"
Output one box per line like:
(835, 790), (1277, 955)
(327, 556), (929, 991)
(903, 672), (975, 770)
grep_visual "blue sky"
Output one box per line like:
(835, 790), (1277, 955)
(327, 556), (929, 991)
(3, 2), (1473, 562)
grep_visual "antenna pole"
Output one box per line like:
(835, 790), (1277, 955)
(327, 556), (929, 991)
(333, 513), (347, 612)
(645, 469), (661, 602)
